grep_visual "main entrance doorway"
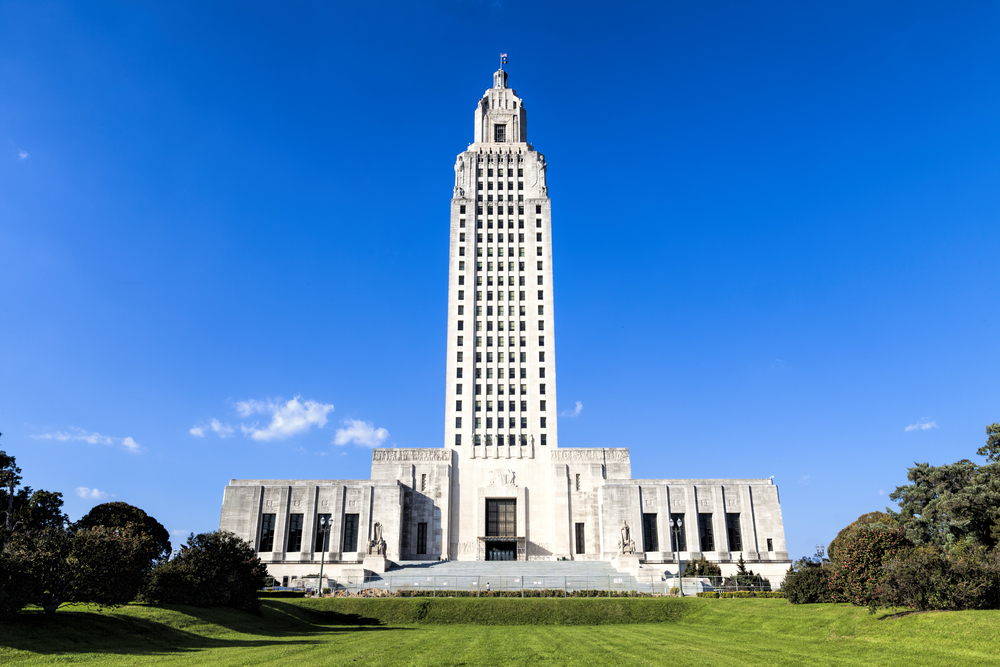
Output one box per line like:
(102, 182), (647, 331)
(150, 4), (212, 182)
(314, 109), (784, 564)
(484, 499), (517, 561)
(486, 541), (517, 561)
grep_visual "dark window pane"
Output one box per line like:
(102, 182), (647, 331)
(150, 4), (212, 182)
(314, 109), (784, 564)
(698, 513), (714, 552)
(258, 514), (276, 552)
(642, 513), (659, 552)
(343, 513), (360, 552)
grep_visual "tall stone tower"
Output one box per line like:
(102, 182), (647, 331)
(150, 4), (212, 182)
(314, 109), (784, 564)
(445, 66), (561, 558)
(445, 67), (556, 455)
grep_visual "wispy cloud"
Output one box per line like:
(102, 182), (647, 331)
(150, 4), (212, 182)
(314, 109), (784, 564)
(560, 401), (583, 417)
(18, 149), (28, 160)
(76, 486), (108, 500)
(32, 427), (143, 453)
(170, 529), (190, 537)
(334, 419), (389, 447)
(189, 418), (235, 438)
(236, 396), (335, 441)
(905, 419), (938, 432)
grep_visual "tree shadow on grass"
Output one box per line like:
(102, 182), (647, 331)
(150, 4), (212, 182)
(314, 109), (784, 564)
(1, 602), (407, 657)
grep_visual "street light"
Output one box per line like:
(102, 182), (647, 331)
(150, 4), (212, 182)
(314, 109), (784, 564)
(316, 516), (330, 596)
(670, 516), (684, 597)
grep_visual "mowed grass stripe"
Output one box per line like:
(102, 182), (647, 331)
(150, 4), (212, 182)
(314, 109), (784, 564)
(2, 599), (1000, 666)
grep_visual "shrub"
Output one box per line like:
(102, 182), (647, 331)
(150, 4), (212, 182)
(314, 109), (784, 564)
(682, 557), (721, 578)
(880, 544), (1000, 611)
(695, 591), (784, 599)
(783, 562), (833, 604)
(141, 531), (267, 613)
(828, 524), (912, 610)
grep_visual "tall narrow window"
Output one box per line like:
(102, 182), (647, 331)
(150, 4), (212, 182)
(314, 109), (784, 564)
(575, 473), (581, 491)
(416, 522), (428, 555)
(420, 473), (427, 491)
(258, 513), (276, 552)
(494, 124), (506, 142)
(766, 538), (774, 552)
(575, 523), (586, 554)
(486, 499), (516, 537)
(642, 513), (659, 552)
(698, 513), (715, 552)
(726, 513), (743, 552)
(343, 513), (360, 552)
(670, 513), (687, 552)
(315, 514), (332, 551)
(287, 514), (304, 552)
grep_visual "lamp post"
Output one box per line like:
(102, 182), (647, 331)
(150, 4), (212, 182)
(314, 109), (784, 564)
(316, 516), (330, 596)
(670, 516), (684, 597)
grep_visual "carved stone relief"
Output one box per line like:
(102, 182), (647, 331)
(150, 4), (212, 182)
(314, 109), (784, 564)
(488, 469), (516, 487)
(373, 449), (451, 463)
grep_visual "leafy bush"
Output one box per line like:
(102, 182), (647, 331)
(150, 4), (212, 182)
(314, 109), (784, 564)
(880, 544), (1000, 611)
(783, 561), (833, 604)
(696, 591), (785, 598)
(682, 557), (721, 578)
(828, 524), (912, 610)
(142, 531), (268, 613)
(0, 552), (31, 617)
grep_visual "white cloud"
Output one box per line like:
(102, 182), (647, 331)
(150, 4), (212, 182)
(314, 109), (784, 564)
(560, 401), (583, 417)
(190, 419), (234, 438)
(171, 529), (190, 537)
(334, 419), (389, 447)
(237, 396), (335, 441)
(33, 427), (142, 453)
(76, 487), (108, 500)
(905, 419), (938, 432)
(18, 149), (28, 160)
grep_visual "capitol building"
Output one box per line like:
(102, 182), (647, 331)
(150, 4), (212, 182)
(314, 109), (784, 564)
(219, 66), (791, 586)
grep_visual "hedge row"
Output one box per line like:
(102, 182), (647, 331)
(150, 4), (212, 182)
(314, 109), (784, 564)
(695, 591), (786, 599)
(257, 591), (307, 598)
(393, 589), (653, 598)
(294, 597), (687, 625)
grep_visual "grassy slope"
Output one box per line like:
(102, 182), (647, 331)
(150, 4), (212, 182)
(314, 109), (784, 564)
(1, 599), (999, 666)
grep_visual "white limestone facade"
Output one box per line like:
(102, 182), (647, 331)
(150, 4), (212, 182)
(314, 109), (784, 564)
(219, 67), (792, 586)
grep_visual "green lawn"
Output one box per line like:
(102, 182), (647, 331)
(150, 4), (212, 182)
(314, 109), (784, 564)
(2, 598), (999, 666)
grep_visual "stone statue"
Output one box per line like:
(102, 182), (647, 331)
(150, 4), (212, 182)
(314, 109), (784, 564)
(367, 521), (386, 556)
(617, 520), (636, 555)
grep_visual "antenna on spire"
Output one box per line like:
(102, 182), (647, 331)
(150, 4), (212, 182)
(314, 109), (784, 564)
(500, 53), (508, 70)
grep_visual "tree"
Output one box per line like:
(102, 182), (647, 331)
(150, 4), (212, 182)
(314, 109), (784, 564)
(75, 502), (171, 561)
(890, 461), (1000, 550)
(783, 557), (833, 604)
(828, 511), (896, 562)
(7, 527), (75, 615)
(977, 422), (1000, 463)
(142, 531), (268, 613)
(827, 523), (912, 610)
(0, 446), (23, 551)
(70, 525), (159, 608)
(5, 524), (158, 614)
(681, 556), (721, 578)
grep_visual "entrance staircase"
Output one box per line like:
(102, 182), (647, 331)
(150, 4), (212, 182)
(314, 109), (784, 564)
(348, 559), (661, 594)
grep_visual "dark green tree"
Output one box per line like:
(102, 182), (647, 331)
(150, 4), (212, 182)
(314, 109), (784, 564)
(75, 501), (171, 561)
(889, 454), (1000, 550)
(783, 556), (833, 604)
(142, 531), (268, 613)
(681, 556), (721, 578)
(977, 422), (1000, 462)
(827, 523), (912, 610)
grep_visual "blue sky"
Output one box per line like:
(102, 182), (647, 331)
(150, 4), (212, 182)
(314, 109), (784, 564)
(1, 1), (998, 559)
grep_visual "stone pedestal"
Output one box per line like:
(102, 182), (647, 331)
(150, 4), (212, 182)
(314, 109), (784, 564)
(363, 555), (390, 574)
(612, 553), (641, 577)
